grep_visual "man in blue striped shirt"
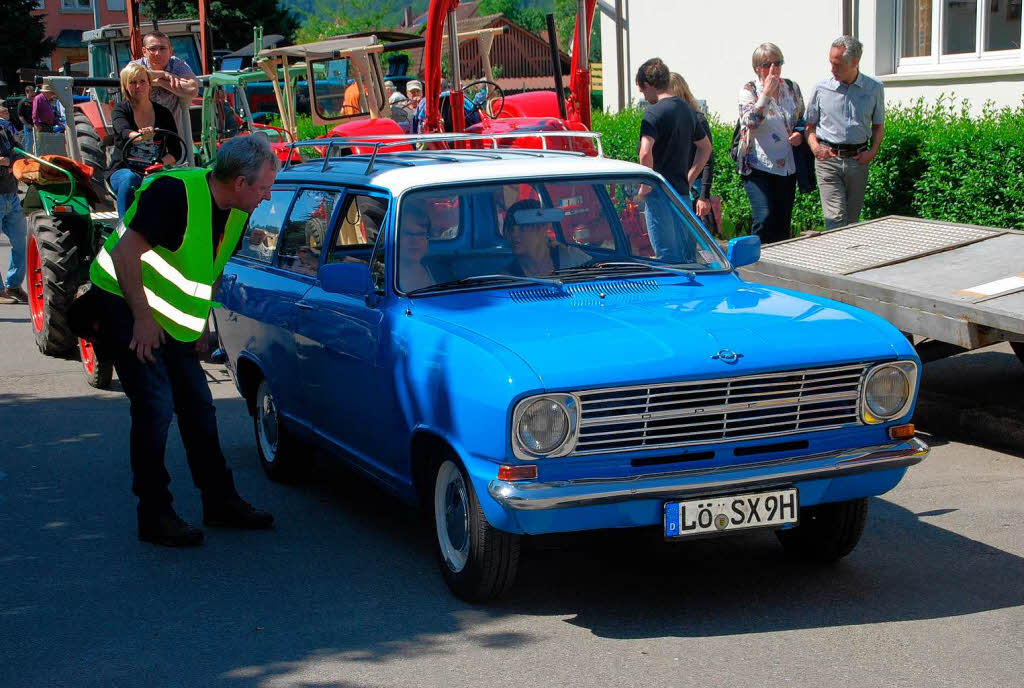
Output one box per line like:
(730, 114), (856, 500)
(806, 36), (885, 229)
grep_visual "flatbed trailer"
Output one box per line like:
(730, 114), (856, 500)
(738, 215), (1024, 363)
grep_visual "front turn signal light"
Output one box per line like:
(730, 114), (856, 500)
(498, 464), (538, 482)
(888, 423), (916, 440)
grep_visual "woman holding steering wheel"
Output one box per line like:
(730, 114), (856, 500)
(109, 63), (185, 218)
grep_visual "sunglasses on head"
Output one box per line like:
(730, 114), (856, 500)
(759, 60), (784, 69)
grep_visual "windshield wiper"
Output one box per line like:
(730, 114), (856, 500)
(557, 261), (697, 282)
(406, 273), (566, 296)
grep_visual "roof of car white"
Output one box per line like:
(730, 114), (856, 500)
(278, 151), (657, 194)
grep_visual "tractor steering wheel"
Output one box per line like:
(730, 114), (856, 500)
(121, 128), (189, 174)
(462, 80), (506, 119)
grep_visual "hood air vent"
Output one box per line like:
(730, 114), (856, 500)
(509, 279), (661, 304)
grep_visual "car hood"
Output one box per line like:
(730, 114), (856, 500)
(410, 276), (904, 391)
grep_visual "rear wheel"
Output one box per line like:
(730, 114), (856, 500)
(253, 378), (309, 482)
(73, 116), (111, 202)
(433, 458), (520, 601)
(776, 497), (869, 562)
(26, 211), (80, 356)
(78, 337), (112, 389)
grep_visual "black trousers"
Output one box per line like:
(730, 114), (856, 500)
(87, 290), (236, 518)
(742, 169), (797, 245)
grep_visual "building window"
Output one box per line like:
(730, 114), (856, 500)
(61, 0), (91, 9)
(107, 0), (125, 10)
(898, 0), (1022, 68)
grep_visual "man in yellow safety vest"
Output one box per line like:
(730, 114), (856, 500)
(82, 135), (278, 546)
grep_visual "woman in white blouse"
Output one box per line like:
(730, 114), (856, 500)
(736, 42), (805, 244)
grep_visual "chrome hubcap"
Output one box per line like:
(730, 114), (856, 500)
(257, 384), (279, 463)
(434, 460), (470, 573)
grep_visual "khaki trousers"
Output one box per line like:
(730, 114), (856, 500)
(815, 156), (869, 229)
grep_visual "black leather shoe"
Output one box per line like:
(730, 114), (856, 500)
(138, 512), (204, 547)
(203, 495), (274, 530)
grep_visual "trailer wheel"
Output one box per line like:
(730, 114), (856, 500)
(1010, 342), (1024, 366)
(27, 211), (80, 357)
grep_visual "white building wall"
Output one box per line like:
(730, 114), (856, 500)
(600, 0), (1024, 120)
(600, 0), (843, 120)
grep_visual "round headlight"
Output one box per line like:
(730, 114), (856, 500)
(865, 365), (911, 419)
(517, 398), (570, 454)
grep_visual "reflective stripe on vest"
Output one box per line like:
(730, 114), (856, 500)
(89, 168), (248, 342)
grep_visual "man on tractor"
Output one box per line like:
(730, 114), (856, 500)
(74, 135), (278, 546)
(131, 31), (199, 133)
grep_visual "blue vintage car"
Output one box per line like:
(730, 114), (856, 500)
(215, 136), (929, 601)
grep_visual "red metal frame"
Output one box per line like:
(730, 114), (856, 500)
(26, 234), (44, 334)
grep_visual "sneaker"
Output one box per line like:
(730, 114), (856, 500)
(203, 494), (274, 530)
(138, 512), (205, 547)
(0, 288), (19, 304)
(6, 287), (28, 303)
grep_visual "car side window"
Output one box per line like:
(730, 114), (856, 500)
(326, 193), (388, 263)
(277, 189), (340, 277)
(237, 189), (292, 263)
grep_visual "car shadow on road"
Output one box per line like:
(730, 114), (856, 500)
(3, 389), (1023, 686)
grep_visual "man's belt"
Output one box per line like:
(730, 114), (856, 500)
(820, 139), (869, 157)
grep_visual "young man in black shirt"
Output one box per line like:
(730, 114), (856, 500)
(635, 57), (712, 262)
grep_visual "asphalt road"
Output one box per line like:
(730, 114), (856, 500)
(1, 237), (1023, 687)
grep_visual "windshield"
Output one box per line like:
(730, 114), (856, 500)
(395, 176), (727, 294)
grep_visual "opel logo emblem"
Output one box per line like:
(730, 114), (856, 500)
(712, 349), (743, 364)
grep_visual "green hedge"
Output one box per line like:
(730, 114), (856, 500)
(592, 97), (1024, 235)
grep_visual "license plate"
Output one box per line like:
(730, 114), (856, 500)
(664, 488), (798, 538)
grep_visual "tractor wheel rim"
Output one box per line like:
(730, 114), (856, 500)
(26, 234), (44, 332)
(79, 338), (97, 375)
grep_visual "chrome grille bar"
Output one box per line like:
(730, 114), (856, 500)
(572, 364), (868, 455)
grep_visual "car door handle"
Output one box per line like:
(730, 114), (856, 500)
(295, 300), (315, 310)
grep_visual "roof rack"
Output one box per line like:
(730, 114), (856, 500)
(280, 131), (604, 174)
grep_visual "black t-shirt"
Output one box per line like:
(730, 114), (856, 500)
(128, 175), (244, 256)
(639, 96), (701, 197)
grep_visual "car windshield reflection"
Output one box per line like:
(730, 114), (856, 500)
(395, 177), (727, 295)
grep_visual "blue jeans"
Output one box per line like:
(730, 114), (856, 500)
(110, 168), (143, 219)
(89, 290), (236, 517)
(0, 192), (27, 289)
(21, 127), (33, 154)
(742, 169), (796, 245)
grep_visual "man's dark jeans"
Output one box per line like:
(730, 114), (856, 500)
(742, 169), (797, 245)
(92, 291), (235, 519)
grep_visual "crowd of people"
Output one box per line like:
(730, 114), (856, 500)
(637, 34), (884, 244)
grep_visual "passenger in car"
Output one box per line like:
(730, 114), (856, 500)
(503, 199), (591, 278)
(398, 202), (435, 291)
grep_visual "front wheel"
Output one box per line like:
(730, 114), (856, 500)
(79, 338), (113, 389)
(252, 378), (309, 483)
(433, 459), (519, 601)
(776, 497), (869, 562)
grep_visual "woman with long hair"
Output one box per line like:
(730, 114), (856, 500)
(108, 62), (182, 218)
(669, 72), (715, 223)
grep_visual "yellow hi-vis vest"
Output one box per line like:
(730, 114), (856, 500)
(89, 168), (249, 342)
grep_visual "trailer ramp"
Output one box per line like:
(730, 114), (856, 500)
(739, 216), (1024, 350)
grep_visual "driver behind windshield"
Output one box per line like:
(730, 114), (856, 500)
(109, 63), (183, 218)
(503, 199), (591, 278)
(398, 200), (435, 292)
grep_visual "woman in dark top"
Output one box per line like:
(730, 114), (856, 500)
(109, 62), (182, 218)
(669, 73), (715, 222)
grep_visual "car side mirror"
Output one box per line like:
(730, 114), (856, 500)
(727, 235), (761, 268)
(318, 261), (372, 295)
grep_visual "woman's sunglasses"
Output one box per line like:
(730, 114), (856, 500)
(759, 60), (784, 69)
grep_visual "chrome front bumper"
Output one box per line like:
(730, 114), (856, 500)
(487, 437), (929, 511)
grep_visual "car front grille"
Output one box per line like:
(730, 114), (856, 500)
(573, 363), (868, 455)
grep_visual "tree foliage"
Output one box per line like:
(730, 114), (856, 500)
(0, 0), (54, 86)
(142, 0), (299, 51)
(293, 0), (391, 43)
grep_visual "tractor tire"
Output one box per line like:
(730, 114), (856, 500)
(79, 337), (113, 389)
(26, 211), (81, 357)
(73, 118), (111, 202)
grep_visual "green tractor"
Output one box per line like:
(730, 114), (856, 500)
(20, 75), (188, 389)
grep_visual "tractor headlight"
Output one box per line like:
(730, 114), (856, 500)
(512, 394), (578, 459)
(862, 362), (917, 424)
